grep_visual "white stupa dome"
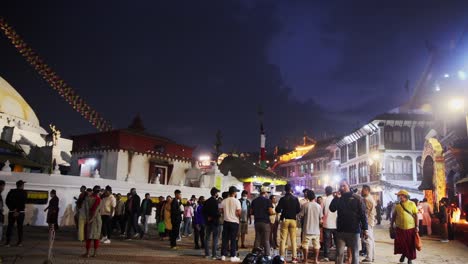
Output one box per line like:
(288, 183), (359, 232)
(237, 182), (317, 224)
(0, 75), (45, 133)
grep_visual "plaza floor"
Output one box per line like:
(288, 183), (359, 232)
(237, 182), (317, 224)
(0, 221), (467, 264)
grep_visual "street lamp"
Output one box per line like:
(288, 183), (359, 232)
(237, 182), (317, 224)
(448, 97), (465, 112)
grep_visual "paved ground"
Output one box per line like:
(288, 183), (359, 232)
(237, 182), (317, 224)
(0, 221), (467, 264)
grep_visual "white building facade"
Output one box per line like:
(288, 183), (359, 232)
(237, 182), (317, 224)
(337, 112), (434, 205)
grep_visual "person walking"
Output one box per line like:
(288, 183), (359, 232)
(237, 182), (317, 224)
(275, 183), (301, 264)
(220, 186), (242, 262)
(251, 187), (274, 256)
(100, 186), (116, 244)
(156, 196), (167, 240)
(420, 198), (433, 236)
(194, 196), (206, 249)
(82, 185), (103, 258)
(438, 198), (449, 243)
(238, 190), (251, 249)
(141, 193), (154, 238)
(375, 200), (383, 225)
(386, 202), (394, 221)
(269, 195), (279, 250)
(183, 202), (194, 237)
(163, 196), (173, 240)
(391, 190), (418, 264)
(126, 188), (142, 239)
(44, 189), (59, 231)
(299, 190), (322, 264)
(361, 185), (376, 263)
(0, 180), (5, 243)
(113, 193), (126, 237)
(322, 186), (337, 262)
(75, 185), (87, 242)
(5, 180), (28, 247)
(329, 180), (368, 264)
(170, 190), (183, 249)
(203, 187), (221, 259)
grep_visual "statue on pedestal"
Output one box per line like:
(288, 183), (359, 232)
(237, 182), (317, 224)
(2, 160), (11, 172)
(49, 124), (61, 146)
(93, 169), (101, 179)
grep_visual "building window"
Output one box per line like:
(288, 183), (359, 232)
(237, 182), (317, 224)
(357, 137), (367, 156)
(348, 142), (357, 160)
(370, 160), (380, 182)
(310, 163), (314, 173)
(414, 126), (428, 150)
(340, 146), (347, 162)
(416, 156), (422, 180)
(385, 156), (413, 180)
(349, 165), (357, 185)
(341, 167), (348, 180)
(386, 126), (411, 150)
(358, 161), (368, 183)
(369, 133), (379, 150)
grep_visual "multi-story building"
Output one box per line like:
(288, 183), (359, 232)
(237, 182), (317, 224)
(274, 137), (340, 195)
(337, 111), (434, 205)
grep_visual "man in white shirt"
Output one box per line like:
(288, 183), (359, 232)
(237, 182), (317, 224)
(323, 186), (338, 262)
(101, 186), (116, 244)
(220, 186), (242, 262)
(361, 185), (376, 263)
(299, 190), (323, 264)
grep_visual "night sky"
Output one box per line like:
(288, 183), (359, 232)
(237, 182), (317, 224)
(1, 0), (468, 154)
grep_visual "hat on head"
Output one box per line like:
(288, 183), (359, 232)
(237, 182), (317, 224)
(229, 186), (240, 194)
(210, 187), (220, 194)
(396, 190), (409, 196)
(16, 180), (26, 186)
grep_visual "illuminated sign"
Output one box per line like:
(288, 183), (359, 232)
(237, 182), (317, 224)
(26, 190), (49, 205)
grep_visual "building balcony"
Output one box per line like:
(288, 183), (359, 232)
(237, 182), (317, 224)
(384, 173), (413, 181)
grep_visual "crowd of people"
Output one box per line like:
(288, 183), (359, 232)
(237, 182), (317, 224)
(0, 179), (464, 264)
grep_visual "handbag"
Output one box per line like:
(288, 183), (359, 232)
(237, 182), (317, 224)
(389, 226), (396, 239)
(158, 221), (166, 233)
(415, 232), (422, 251)
(400, 202), (422, 250)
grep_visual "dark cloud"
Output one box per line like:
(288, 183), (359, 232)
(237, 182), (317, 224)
(0, 0), (335, 154)
(2, 1), (467, 153)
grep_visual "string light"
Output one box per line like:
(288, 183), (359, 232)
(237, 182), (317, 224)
(0, 17), (113, 132)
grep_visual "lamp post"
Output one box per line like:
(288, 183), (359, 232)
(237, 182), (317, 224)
(448, 97), (468, 137)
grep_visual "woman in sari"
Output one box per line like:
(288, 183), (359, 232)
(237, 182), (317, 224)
(83, 185), (102, 258)
(391, 190), (418, 264)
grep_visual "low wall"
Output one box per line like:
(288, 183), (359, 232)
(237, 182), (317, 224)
(0, 172), (210, 227)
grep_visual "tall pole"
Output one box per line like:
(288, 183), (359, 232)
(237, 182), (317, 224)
(258, 107), (267, 169)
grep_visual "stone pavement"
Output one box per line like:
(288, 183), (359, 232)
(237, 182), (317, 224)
(0, 221), (467, 264)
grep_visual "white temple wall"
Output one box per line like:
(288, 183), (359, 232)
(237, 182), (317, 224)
(0, 172), (210, 227)
(168, 160), (192, 185)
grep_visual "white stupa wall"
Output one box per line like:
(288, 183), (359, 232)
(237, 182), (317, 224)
(71, 150), (193, 185)
(0, 171), (210, 227)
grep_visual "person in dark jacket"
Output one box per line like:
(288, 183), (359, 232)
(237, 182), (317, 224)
(170, 189), (183, 249)
(329, 180), (368, 264)
(194, 196), (206, 249)
(125, 188), (142, 239)
(439, 198), (449, 242)
(44, 189), (59, 231)
(202, 187), (221, 259)
(140, 193), (154, 237)
(5, 180), (28, 247)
